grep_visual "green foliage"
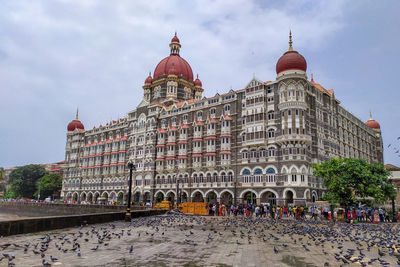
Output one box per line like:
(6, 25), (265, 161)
(0, 167), (5, 180)
(312, 158), (396, 208)
(3, 189), (17, 199)
(34, 173), (62, 200)
(8, 164), (47, 198)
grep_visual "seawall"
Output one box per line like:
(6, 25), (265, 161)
(0, 209), (166, 236)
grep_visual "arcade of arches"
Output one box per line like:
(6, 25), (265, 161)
(63, 187), (318, 206)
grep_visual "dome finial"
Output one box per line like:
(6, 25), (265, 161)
(75, 107), (79, 120)
(288, 30), (293, 51)
(369, 110), (372, 120)
(311, 73), (314, 82)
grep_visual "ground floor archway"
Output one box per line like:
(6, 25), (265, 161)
(94, 192), (100, 202)
(260, 191), (276, 205)
(155, 192), (164, 203)
(72, 192), (78, 202)
(220, 191), (233, 206)
(180, 191), (188, 203)
(242, 191), (256, 205)
(87, 192), (93, 202)
(117, 192), (124, 203)
(206, 191), (217, 203)
(192, 191), (204, 202)
(134, 192), (141, 203)
(285, 190), (294, 205)
(144, 192), (151, 203)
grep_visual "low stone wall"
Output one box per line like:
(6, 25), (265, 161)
(0, 209), (166, 236)
(0, 202), (148, 217)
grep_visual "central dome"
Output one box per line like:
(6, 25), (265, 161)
(153, 34), (194, 81)
(276, 31), (307, 74)
(276, 50), (307, 74)
(154, 56), (193, 80)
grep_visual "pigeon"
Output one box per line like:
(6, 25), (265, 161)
(42, 259), (51, 266)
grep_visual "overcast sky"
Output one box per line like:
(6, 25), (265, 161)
(1, 0), (400, 168)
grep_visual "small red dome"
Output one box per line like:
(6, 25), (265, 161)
(194, 75), (202, 87)
(276, 50), (307, 74)
(365, 119), (380, 130)
(154, 55), (193, 81)
(171, 34), (180, 43)
(67, 120), (84, 132)
(144, 74), (152, 84)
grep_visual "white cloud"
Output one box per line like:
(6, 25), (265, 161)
(0, 0), (353, 166)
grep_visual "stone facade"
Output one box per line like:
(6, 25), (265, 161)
(61, 33), (383, 206)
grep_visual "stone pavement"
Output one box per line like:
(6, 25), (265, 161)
(0, 214), (399, 266)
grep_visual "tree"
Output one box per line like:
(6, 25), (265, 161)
(312, 158), (396, 211)
(0, 167), (5, 180)
(34, 173), (62, 200)
(0, 167), (7, 194)
(8, 165), (47, 198)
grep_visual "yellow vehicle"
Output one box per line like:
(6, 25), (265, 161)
(154, 201), (171, 210)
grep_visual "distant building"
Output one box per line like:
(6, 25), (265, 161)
(385, 164), (400, 207)
(62, 32), (384, 206)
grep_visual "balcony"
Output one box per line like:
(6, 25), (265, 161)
(206, 146), (216, 153)
(179, 134), (188, 141)
(221, 127), (231, 135)
(206, 130), (216, 136)
(221, 144), (230, 151)
(276, 134), (312, 145)
(193, 131), (202, 138)
(193, 147), (202, 154)
(167, 136), (176, 143)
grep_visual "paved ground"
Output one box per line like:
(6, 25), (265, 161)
(0, 213), (399, 266)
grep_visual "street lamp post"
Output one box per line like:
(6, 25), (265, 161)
(125, 159), (136, 222)
(389, 178), (397, 223)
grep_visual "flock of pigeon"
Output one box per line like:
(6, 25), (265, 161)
(387, 136), (400, 158)
(0, 213), (399, 266)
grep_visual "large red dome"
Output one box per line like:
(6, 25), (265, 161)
(67, 120), (84, 132)
(276, 50), (307, 74)
(365, 119), (380, 130)
(153, 33), (194, 81)
(153, 55), (193, 81)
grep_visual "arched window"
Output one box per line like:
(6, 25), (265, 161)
(266, 168), (276, 183)
(221, 172), (226, 182)
(228, 172), (233, 182)
(254, 168), (263, 183)
(193, 174), (198, 183)
(242, 169), (251, 183)
(268, 111), (274, 120)
(199, 173), (204, 183)
(213, 173), (218, 183)
(242, 169), (251, 175)
(268, 148), (275, 157)
(242, 150), (248, 159)
(268, 129), (275, 138)
(207, 173), (212, 183)
(254, 168), (263, 175)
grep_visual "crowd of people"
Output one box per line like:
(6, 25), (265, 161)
(205, 202), (400, 223)
(206, 203), (309, 220)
